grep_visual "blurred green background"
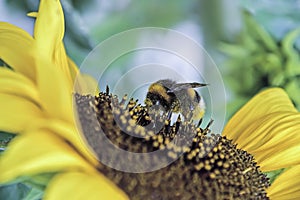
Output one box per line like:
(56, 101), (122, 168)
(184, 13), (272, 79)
(2, 0), (300, 117)
(2, 0), (300, 118)
(1, 0), (300, 199)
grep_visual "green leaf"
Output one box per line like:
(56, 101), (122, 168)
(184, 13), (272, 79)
(0, 183), (31, 200)
(243, 11), (278, 52)
(0, 132), (14, 140)
(265, 168), (285, 184)
(24, 173), (56, 191)
(285, 78), (300, 108)
(270, 73), (285, 86)
(0, 173), (56, 200)
(0, 132), (15, 153)
(0, 182), (43, 200)
(0, 59), (14, 70)
(219, 42), (250, 58)
(281, 28), (300, 59)
(22, 187), (43, 200)
(226, 97), (248, 120)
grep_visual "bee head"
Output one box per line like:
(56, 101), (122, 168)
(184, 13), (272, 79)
(144, 97), (153, 107)
(144, 81), (174, 110)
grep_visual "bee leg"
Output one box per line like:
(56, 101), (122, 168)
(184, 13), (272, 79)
(175, 115), (181, 134)
(162, 111), (172, 134)
(167, 110), (172, 121)
(106, 85), (110, 95)
(136, 111), (145, 126)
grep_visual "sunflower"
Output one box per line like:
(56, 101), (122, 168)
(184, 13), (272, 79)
(0, 0), (300, 199)
(0, 0), (127, 199)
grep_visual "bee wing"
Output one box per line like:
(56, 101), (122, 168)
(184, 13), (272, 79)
(168, 82), (207, 93)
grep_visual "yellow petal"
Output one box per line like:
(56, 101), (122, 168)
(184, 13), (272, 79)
(258, 145), (300, 172)
(223, 88), (297, 145)
(54, 43), (75, 85)
(235, 112), (300, 171)
(33, 118), (98, 166)
(74, 73), (99, 95)
(35, 58), (73, 122)
(33, 0), (64, 59)
(0, 129), (95, 183)
(0, 22), (35, 81)
(267, 165), (300, 200)
(0, 68), (40, 105)
(67, 57), (79, 81)
(228, 112), (297, 150)
(0, 93), (43, 133)
(69, 57), (99, 95)
(44, 172), (129, 200)
(27, 12), (38, 18)
(33, 0), (73, 85)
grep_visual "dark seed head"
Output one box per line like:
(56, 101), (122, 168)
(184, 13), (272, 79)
(74, 91), (270, 200)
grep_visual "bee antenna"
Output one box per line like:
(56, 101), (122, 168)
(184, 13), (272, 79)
(198, 83), (209, 87)
(205, 119), (214, 130)
(197, 118), (203, 127)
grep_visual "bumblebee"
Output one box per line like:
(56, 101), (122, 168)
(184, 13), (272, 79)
(144, 79), (207, 121)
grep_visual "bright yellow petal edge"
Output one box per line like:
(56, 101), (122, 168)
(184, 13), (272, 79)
(30, 0), (72, 85)
(223, 88), (300, 171)
(0, 0), (127, 199)
(0, 68), (44, 133)
(267, 165), (300, 200)
(44, 172), (129, 200)
(224, 87), (297, 141)
(0, 129), (94, 182)
(28, 0), (98, 95)
(0, 129), (128, 199)
(0, 0), (97, 161)
(0, 22), (36, 81)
